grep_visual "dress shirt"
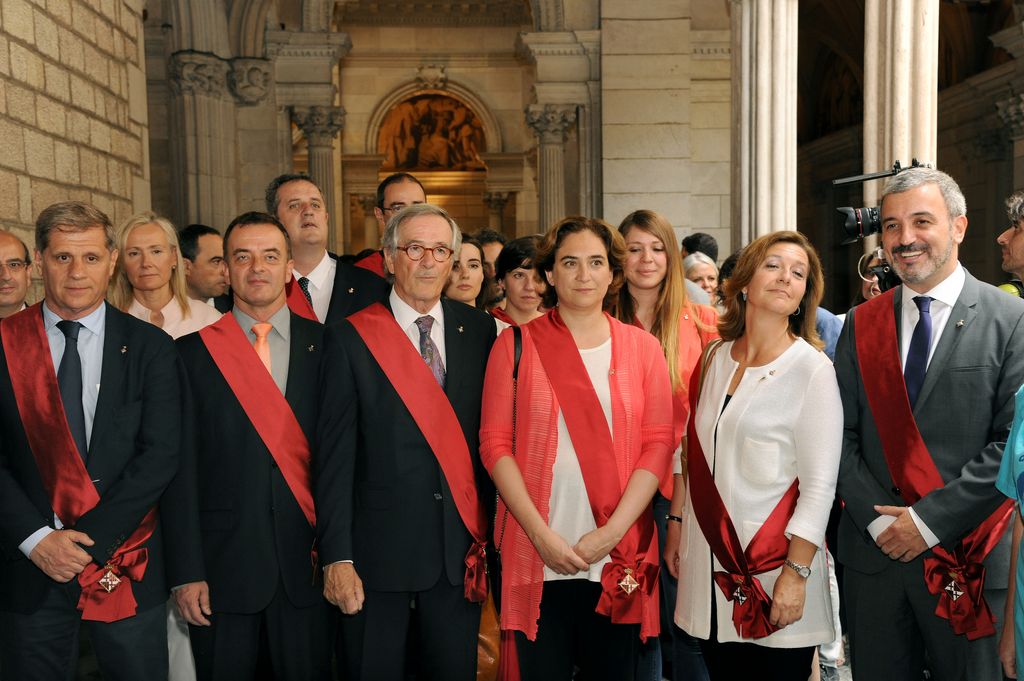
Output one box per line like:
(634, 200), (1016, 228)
(20, 302), (107, 557)
(389, 288), (446, 367)
(866, 264), (966, 549)
(128, 296), (222, 340)
(293, 250), (336, 324)
(232, 305), (290, 395)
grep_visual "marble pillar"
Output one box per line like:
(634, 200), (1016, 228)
(526, 104), (577, 231)
(484, 192), (510, 232)
(292, 106), (345, 251)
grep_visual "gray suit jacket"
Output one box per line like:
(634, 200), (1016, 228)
(834, 270), (1024, 582)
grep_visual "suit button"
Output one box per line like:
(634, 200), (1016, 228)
(433, 493), (442, 501)
(891, 486), (901, 496)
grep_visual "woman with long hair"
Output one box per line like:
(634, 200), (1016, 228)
(480, 217), (674, 680)
(110, 212), (221, 338)
(667, 231), (842, 680)
(445, 235), (497, 309)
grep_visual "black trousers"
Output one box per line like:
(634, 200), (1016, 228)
(0, 582), (167, 681)
(188, 581), (333, 681)
(338, 574), (480, 681)
(514, 579), (640, 681)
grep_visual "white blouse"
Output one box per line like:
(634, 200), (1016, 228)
(674, 337), (842, 648)
(128, 296), (222, 340)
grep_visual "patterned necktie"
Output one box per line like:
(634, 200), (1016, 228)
(298, 276), (313, 307)
(56, 320), (88, 460)
(904, 295), (933, 408)
(252, 322), (273, 373)
(414, 315), (446, 388)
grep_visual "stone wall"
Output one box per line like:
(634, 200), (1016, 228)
(0, 0), (149, 262)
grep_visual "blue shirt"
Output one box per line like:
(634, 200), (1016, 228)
(816, 306), (843, 362)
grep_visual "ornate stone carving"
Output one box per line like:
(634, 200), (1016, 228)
(998, 93), (1024, 140)
(292, 106), (346, 147)
(169, 51), (229, 98)
(526, 104), (577, 144)
(969, 129), (1009, 161)
(416, 64), (447, 90)
(484, 192), (509, 211)
(228, 58), (272, 106)
(357, 194), (377, 214)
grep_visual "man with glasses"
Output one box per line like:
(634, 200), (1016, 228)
(354, 173), (429, 279)
(0, 230), (32, 318)
(317, 204), (496, 680)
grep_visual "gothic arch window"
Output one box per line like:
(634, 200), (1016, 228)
(377, 94), (487, 171)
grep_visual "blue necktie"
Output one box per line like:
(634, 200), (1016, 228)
(56, 320), (88, 460)
(904, 296), (933, 408)
(415, 316), (446, 389)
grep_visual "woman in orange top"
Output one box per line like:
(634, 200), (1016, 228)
(615, 209), (717, 681)
(480, 216), (674, 680)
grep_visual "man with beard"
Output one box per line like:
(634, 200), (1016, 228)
(834, 167), (1024, 681)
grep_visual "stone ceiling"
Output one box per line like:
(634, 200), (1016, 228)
(333, 0), (533, 27)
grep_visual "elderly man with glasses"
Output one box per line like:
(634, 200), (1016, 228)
(0, 230), (32, 319)
(317, 203), (497, 680)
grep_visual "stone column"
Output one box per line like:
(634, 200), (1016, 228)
(993, 21), (1024, 189)
(527, 104), (577, 230)
(484, 192), (510, 232)
(862, 0), (939, 217)
(731, 0), (798, 244)
(292, 106), (345, 251)
(358, 194), (380, 251)
(168, 50), (238, 231)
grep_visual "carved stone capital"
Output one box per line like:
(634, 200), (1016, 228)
(998, 93), (1024, 140)
(526, 104), (577, 144)
(169, 51), (229, 99)
(357, 194), (377, 214)
(292, 106), (346, 147)
(416, 64), (447, 90)
(229, 58), (272, 106)
(483, 192), (509, 211)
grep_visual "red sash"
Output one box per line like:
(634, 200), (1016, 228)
(354, 250), (387, 278)
(529, 309), (660, 640)
(347, 302), (487, 602)
(198, 314), (317, 544)
(285, 278), (318, 321)
(490, 307), (516, 326)
(0, 304), (157, 622)
(854, 290), (1014, 640)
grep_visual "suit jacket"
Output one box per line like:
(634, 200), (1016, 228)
(212, 255), (388, 325)
(163, 312), (325, 614)
(835, 271), (1024, 582)
(0, 304), (181, 614)
(316, 297), (497, 592)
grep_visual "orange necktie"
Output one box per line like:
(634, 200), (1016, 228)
(252, 322), (272, 373)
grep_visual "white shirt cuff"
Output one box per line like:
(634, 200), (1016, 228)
(866, 514), (897, 541)
(323, 559), (354, 571)
(866, 510), (939, 549)
(908, 507), (940, 548)
(671, 443), (683, 476)
(19, 526), (54, 559)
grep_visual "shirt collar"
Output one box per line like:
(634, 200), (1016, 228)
(231, 303), (291, 342)
(127, 296), (184, 326)
(43, 300), (106, 337)
(389, 287), (443, 332)
(293, 251), (333, 291)
(899, 263), (965, 310)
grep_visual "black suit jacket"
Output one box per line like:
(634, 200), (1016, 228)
(164, 312), (325, 613)
(211, 255), (387, 326)
(0, 304), (181, 614)
(316, 298), (497, 592)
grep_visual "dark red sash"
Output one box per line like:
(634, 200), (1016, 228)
(529, 309), (659, 639)
(347, 303), (487, 602)
(854, 290), (1013, 640)
(0, 304), (157, 622)
(490, 307), (516, 326)
(198, 314), (317, 543)
(354, 250), (387, 278)
(285, 278), (318, 321)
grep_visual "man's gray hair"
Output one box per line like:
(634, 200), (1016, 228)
(1007, 189), (1024, 227)
(381, 203), (462, 256)
(36, 201), (115, 253)
(880, 167), (967, 219)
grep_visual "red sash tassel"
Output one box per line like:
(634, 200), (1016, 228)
(854, 291), (1013, 640)
(348, 303), (488, 603)
(1, 305), (157, 622)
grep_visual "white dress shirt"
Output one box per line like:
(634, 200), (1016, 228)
(294, 251), (336, 324)
(866, 264), (966, 548)
(128, 296), (222, 340)
(389, 288), (446, 367)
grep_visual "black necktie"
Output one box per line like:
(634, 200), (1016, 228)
(904, 296), (933, 408)
(56, 320), (88, 460)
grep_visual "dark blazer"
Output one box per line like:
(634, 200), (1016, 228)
(0, 304), (181, 614)
(316, 298), (497, 592)
(211, 255), (387, 325)
(835, 272), (1024, 581)
(163, 312), (325, 614)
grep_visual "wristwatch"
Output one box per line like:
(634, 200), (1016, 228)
(784, 559), (811, 579)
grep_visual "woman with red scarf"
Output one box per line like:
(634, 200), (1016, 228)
(479, 216), (674, 680)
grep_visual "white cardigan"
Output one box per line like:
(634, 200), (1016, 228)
(674, 338), (842, 648)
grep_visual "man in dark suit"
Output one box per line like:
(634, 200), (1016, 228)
(265, 172), (387, 323)
(318, 203), (497, 680)
(835, 167), (1024, 681)
(0, 201), (181, 680)
(165, 212), (332, 680)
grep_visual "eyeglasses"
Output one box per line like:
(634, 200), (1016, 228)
(397, 244), (454, 263)
(0, 260), (28, 273)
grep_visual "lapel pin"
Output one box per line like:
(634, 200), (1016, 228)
(956, 319), (965, 328)
(308, 344), (315, 352)
(348, 287), (354, 294)
(458, 325), (464, 333)
(120, 346), (127, 354)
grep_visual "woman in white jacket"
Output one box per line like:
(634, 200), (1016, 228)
(664, 230), (842, 680)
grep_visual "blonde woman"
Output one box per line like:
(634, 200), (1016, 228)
(110, 212), (221, 338)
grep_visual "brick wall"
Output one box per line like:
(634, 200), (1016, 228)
(0, 0), (149, 296)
